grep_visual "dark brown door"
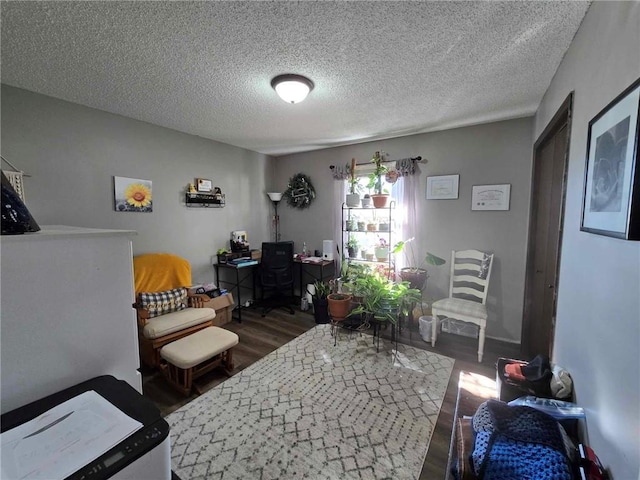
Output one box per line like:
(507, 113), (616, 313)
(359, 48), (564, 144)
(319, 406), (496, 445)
(522, 94), (572, 359)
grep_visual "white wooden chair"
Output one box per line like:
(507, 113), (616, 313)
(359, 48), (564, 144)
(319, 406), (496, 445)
(431, 250), (494, 362)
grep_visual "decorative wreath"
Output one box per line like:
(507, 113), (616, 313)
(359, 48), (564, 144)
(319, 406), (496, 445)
(283, 173), (316, 209)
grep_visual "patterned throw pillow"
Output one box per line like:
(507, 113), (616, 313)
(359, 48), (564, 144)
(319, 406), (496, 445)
(138, 288), (188, 318)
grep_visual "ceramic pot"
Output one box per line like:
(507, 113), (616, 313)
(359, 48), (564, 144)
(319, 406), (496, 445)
(371, 194), (390, 208)
(346, 193), (360, 208)
(375, 247), (389, 262)
(327, 293), (352, 321)
(348, 246), (357, 258)
(367, 223), (377, 232)
(357, 221), (366, 232)
(361, 196), (372, 208)
(378, 222), (390, 232)
(400, 268), (429, 290)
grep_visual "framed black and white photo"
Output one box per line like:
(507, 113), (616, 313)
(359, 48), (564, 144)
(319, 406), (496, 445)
(426, 174), (459, 199)
(471, 184), (511, 211)
(581, 78), (640, 240)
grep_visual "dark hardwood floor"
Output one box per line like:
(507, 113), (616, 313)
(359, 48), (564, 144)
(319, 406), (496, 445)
(142, 307), (520, 479)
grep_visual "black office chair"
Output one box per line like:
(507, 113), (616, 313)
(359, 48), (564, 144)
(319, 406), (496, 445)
(259, 241), (295, 316)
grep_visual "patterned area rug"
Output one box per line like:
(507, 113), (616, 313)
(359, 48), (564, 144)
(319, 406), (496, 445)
(166, 324), (454, 480)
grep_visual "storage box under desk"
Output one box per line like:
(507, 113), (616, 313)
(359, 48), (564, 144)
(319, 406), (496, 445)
(202, 293), (235, 327)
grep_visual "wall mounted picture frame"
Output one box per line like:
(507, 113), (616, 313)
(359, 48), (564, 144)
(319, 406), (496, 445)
(471, 184), (511, 211)
(196, 178), (213, 192)
(114, 176), (153, 212)
(581, 78), (640, 240)
(426, 174), (459, 199)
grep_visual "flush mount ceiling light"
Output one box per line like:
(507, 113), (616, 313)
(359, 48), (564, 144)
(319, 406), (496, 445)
(271, 74), (314, 104)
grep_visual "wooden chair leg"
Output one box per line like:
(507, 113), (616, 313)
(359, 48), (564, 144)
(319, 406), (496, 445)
(478, 323), (486, 363)
(223, 348), (234, 373)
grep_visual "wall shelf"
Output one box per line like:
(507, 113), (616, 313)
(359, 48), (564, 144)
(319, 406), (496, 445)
(185, 192), (225, 208)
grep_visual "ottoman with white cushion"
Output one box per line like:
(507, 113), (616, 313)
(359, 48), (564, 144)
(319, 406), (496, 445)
(160, 326), (239, 395)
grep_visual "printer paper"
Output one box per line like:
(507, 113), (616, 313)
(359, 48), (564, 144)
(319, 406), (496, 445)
(1, 390), (143, 480)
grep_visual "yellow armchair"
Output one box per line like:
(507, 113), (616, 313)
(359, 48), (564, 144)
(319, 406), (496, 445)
(133, 253), (215, 368)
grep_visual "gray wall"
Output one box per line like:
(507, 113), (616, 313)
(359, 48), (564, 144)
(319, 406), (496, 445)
(1, 85), (275, 284)
(535, 2), (640, 478)
(275, 118), (534, 343)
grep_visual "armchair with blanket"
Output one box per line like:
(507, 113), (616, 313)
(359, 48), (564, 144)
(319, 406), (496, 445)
(133, 253), (216, 368)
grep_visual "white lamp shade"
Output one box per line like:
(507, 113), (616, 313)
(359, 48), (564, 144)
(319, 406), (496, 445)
(267, 192), (283, 201)
(274, 81), (310, 103)
(271, 74), (314, 104)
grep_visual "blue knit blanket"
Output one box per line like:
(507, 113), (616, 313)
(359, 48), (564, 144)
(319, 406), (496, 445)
(471, 400), (573, 480)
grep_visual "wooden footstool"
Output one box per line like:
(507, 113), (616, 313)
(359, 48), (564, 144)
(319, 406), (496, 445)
(160, 326), (239, 395)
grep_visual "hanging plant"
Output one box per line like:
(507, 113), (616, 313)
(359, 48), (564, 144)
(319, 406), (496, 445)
(283, 173), (316, 209)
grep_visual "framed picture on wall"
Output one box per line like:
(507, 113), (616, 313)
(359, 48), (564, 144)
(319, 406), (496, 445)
(471, 184), (511, 211)
(196, 178), (213, 192)
(580, 77), (640, 240)
(426, 174), (459, 199)
(114, 176), (152, 212)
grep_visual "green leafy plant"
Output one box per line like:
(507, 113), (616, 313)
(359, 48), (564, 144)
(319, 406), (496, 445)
(216, 248), (229, 255)
(347, 158), (363, 195)
(311, 281), (331, 300)
(367, 151), (388, 195)
(349, 273), (421, 325)
(347, 237), (359, 249)
(392, 238), (446, 273)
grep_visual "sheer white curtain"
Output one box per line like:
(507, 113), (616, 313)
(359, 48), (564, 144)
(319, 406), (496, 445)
(333, 180), (346, 273)
(392, 172), (420, 273)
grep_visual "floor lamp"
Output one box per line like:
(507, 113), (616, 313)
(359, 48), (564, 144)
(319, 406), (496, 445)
(267, 192), (282, 242)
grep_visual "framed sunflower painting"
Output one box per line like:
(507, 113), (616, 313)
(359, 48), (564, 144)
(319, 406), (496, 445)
(114, 176), (153, 212)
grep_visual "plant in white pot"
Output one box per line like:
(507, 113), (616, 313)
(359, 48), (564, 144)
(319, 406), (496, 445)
(375, 237), (390, 262)
(392, 238), (446, 291)
(346, 158), (362, 207)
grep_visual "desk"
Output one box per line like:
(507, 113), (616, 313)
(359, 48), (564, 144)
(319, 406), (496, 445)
(214, 258), (335, 321)
(294, 258), (335, 299)
(213, 262), (258, 323)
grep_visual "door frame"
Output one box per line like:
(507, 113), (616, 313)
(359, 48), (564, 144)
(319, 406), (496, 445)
(521, 92), (573, 357)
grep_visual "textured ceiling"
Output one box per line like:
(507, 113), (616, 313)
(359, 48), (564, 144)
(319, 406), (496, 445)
(1, 1), (590, 156)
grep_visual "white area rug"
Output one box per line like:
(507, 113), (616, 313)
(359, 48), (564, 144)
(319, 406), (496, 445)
(166, 324), (454, 480)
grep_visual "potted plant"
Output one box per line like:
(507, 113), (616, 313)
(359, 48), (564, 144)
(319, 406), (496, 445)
(368, 151), (390, 208)
(346, 158), (362, 207)
(310, 281), (331, 324)
(361, 193), (372, 208)
(350, 273), (421, 325)
(375, 237), (389, 262)
(347, 237), (359, 258)
(367, 220), (378, 232)
(392, 238), (446, 290)
(327, 292), (353, 321)
(357, 220), (366, 232)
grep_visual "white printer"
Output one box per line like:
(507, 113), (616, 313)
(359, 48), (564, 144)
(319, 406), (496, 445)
(1, 376), (171, 480)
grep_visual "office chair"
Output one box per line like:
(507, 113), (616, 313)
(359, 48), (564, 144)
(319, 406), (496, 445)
(259, 241), (295, 316)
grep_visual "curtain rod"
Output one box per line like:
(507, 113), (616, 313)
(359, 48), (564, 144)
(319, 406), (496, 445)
(329, 156), (422, 170)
